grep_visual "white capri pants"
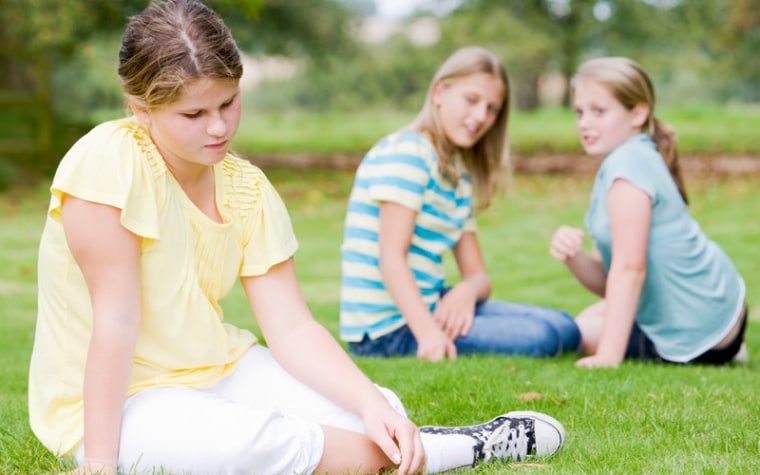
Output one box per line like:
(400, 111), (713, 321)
(74, 344), (407, 475)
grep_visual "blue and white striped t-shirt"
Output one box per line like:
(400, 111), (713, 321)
(339, 130), (476, 342)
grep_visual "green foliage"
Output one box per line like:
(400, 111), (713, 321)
(221, 0), (354, 60)
(457, 0), (757, 105)
(712, 0), (760, 101)
(0, 0), (146, 56)
(435, 5), (556, 110)
(247, 30), (440, 113)
(240, 0), (760, 116)
(51, 34), (126, 124)
(3, 0), (760, 181)
(0, 0), (351, 61)
(0, 160), (20, 191)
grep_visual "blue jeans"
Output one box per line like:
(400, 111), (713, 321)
(348, 299), (581, 358)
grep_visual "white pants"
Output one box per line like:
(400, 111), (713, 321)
(75, 344), (407, 475)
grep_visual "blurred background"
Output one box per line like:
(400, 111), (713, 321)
(1, 0), (758, 187)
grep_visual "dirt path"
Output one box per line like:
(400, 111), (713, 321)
(248, 153), (760, 177)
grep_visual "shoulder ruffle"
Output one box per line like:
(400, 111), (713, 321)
(217, 156), (298, 276)
(219, 156), (264, 219)
(123, 118), (168, 180)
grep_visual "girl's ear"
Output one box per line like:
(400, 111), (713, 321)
(631, 103), (650, 128)
(131, 105), (152, 127)
(431, 80), (446, 107)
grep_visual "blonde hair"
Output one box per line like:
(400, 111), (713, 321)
(411, 46), (511, 211)
(118, 0), (243, 110)
(571, 57), (688, 204)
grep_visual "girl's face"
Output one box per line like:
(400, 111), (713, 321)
(134, 78), (242, 175)
(572, 78), (648, 157)
(432, 72), (504, 151)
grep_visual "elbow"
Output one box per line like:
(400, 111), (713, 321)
(378, 251), (406, 282)
(610, 262), (647, 287)
(377, 259), (393, 284)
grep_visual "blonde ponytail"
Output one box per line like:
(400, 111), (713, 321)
(652, 119), (688, 204)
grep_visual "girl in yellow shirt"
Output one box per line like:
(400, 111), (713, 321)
(29, 1), (565, 474)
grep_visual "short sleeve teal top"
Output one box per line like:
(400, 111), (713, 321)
(585, 134), (745, 362)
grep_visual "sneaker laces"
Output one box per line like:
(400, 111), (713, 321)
(420, 415), (536, 466)
(478, 417), (535, 463)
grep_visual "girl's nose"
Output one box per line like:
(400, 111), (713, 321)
(472, 102), (488, 123)
(207, 113), (227, 137)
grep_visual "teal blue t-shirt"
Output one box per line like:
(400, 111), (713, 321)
(585, 134), (745, 362)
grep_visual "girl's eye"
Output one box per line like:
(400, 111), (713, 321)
(487, 104), (500, 115)
(183, 111), (202, 119)
(592, 107), (605, 116)
(573, 109), (582, 118)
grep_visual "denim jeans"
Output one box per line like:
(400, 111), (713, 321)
(348, 299), (581, 358)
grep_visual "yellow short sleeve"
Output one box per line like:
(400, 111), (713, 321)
(219, 157), (299, 276)
(48, 118), (161, 241)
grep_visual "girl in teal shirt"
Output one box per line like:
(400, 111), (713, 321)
(550, 57), (747, 368)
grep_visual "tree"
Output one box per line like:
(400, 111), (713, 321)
(713, 0), (760, 101)
(440, 0), (596, 109)
(440, 0), (751, 109)
(434, 3), (556, 110)
(0, 0), (356, 175)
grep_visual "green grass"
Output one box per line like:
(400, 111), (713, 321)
(234, 109), (412, 155)
(1, 171), (758, 474)
(232, 104), (760, 157)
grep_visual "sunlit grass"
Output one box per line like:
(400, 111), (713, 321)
(233, 104), (760, 157)
(2, 172), (758, 474)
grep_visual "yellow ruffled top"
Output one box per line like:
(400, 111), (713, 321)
(29, 117), (298, 456)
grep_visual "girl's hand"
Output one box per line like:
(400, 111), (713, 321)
(416, 327), (457, 362)
(363, 402), (426, 474)
(433, 283), (477, 339)
(550, 226), (586, 262)
(575, 353), (622, 368)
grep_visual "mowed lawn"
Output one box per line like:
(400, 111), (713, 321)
(1, 169), (758, 474)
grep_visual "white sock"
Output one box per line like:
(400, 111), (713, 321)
(420, 431), (476, 474)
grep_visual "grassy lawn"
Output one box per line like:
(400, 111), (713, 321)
(233, 104), (760, 156)
(1, 170), (758, 474)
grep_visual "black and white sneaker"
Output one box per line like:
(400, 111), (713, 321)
(419, 410), (565, 466)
